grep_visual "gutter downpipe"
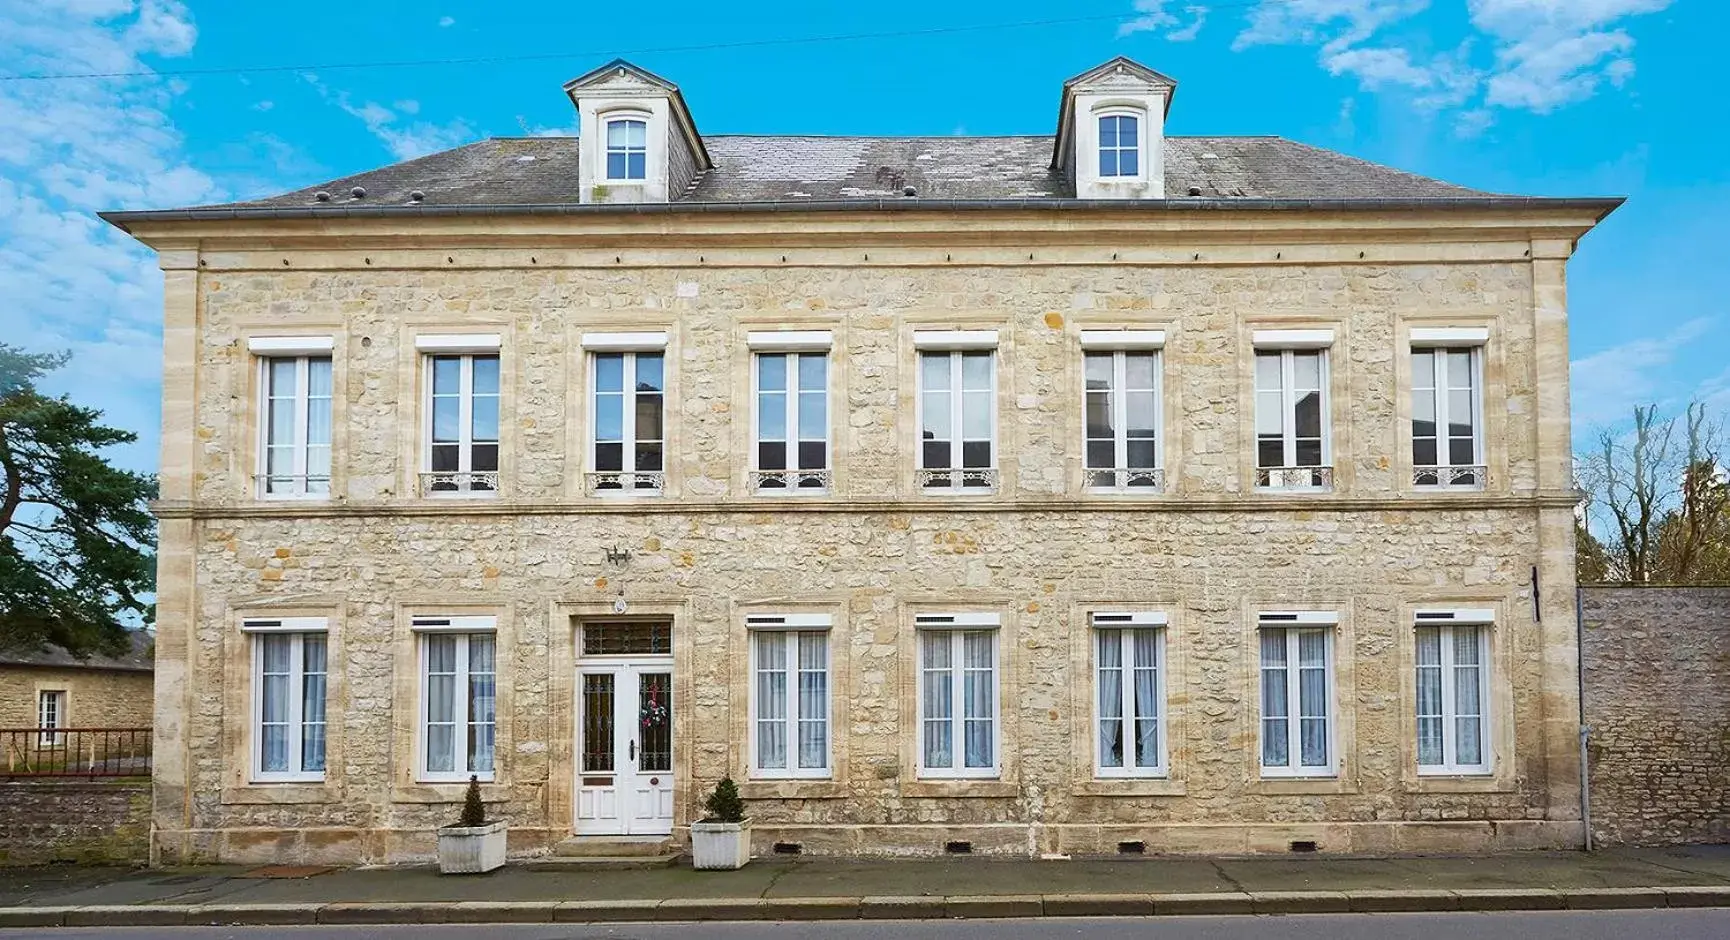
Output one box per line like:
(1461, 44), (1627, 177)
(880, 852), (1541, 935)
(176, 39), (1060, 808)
(1577, 585), (1593, 852)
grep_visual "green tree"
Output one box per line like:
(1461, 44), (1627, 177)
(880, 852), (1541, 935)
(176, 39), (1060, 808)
(0, 345), (157, 656)
(1578, 401), (1727, 583)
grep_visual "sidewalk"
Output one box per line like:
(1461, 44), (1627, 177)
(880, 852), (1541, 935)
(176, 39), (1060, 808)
(3, 846), (1728, 927)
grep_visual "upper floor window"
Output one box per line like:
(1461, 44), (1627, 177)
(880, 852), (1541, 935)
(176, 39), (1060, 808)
(915, 331), (998, 493)
(747, 614), (832, 778)
(751, 334), (830, 493)
(1411, 331), (1486, 489)
(250, 337), (334, 498)
(915, 613), (1000, 779)
(1253, 332), (1332, 490)
(414, 617), (498, 783)
(1415, 609), (1493, 775)
(1098, 113), (1140, 178)
(1082, 332), (1165, 491)
(1258, 611), (1337, 777)
(586, 336), (666, 495)
(605, 117), (648, 181)
(244, 617), (329, 783)
(424, 352), (499, 496)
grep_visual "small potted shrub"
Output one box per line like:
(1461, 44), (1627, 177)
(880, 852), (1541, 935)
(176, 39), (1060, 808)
(437, 775), (507, 874)
(691, 775), (751, 870)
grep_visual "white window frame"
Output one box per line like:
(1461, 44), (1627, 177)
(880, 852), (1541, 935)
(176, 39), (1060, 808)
(914, 613), (1001, 779)
(1411, 343), (1485, 489)
(422, 352), (500, 497)
(1091, 611), (1168, 778)
(603, 114), (649, 182)
(256, 354), (333, 499)
(414, 622), (498, 783)
(750, 349), (831, 494)
(914, 347), (999, 493)
(1082, 347), (1164, 492)
(1414, 611), (1493, 776)
(246, 622), (329, 783)
(37, 690), (66, 746)
(1253, 345), (1332, 490)
(747, 614), (833, 779)
(1095, 109), (1144, 180)
(1257, 613), (1338, 778)
(588, 350), (666, 495)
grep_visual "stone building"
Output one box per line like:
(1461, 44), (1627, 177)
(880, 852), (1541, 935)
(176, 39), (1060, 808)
(104, 57), (1618, 864)
(0, 633), (155, 735)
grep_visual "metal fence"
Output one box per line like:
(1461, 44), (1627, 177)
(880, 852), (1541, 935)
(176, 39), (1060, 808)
(1, 728), (152, 778)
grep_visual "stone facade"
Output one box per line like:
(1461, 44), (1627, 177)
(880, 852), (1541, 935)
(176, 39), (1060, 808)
(118, 202), (1600, 865)
(1582, 586), (1730, 847)
(0, 781), (151, 865)
(0, 665), (153, 731)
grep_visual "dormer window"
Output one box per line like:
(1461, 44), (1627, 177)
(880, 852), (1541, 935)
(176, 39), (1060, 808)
(1098, 113), (1140, 178)
(605, 117), (647, 181)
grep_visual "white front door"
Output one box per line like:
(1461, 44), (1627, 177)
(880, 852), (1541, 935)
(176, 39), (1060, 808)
(575, 661), (675, 836)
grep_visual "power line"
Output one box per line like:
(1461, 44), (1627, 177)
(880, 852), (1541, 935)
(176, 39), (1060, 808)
(0, 2), (1263, 83)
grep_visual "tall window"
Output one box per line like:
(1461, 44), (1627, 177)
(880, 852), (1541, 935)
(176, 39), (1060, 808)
(1259, 618), (1334, 776)
(253, 630), (328, 781)
(37, 690), (66, 746)
(259, 355), (332, 497)
(591, 351), (664, 493)
(419, 629), (496, 781)
(1255, 348), (1330, 489)
(1098, 113), (1140, 178)
(916, 616), (999, 778)
(606, 118), (647, 181)
(750, 625), (830, 777)
(425, 353), (499, 495)
(1084, 349), (1162, 490)
(1094, 614), (1166, 776)
(1416, 620), (1490, 774)
(918, 349), (996, 491)
(1412, 346), (1483, 487)
(754, 351), (829, 491)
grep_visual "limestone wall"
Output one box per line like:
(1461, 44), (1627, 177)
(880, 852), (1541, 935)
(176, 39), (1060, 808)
(135, 211), (1588, 863)
(0, 781), (151, 865)
(0, 667), (154, 730)
(1582, 586), (1730, 846)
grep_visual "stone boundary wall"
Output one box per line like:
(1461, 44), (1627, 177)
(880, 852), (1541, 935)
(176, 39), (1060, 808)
(1582, 586), (1730, 847)
(0, 780), (151, 865)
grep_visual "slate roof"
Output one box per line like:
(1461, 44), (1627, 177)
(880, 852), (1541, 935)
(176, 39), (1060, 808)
(195, 133), (1495, 213)
(0, 631), (155, 673)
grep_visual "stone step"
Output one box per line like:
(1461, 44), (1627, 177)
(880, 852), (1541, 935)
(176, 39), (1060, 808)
(552, 837), (677, 858)
(524, 852), (682, 871)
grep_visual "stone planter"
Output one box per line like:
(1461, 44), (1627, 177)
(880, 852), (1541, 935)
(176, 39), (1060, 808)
(690, 819), (752, 870)
(437, 820), (507, 874)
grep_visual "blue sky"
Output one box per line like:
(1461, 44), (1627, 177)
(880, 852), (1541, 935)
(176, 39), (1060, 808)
(1, 0), (1723, 472)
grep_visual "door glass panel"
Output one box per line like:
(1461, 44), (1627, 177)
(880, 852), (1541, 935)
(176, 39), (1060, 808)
(582, 674), (614, 774)
(638, 672), (672, 773)
(582, 621), (672, 656)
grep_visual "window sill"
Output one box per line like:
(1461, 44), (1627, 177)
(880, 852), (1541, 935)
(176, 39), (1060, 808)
(1073, 778), (1185, 798)
(222, 783), (335, 805)
(900, 779), (1015, 799)
(1247, 776), (1354, 796)
(1408, 773), (1508, 794)
(740, 779), (847, 800)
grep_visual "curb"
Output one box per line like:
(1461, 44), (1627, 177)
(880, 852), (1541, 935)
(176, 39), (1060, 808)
(2, 886), (1726, 927)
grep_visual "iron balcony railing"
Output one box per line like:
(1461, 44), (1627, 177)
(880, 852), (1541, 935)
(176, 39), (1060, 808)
(2, 727), (152, 778)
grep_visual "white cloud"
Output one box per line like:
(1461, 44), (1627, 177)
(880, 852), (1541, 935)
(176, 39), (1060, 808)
(1118, 1), (1209, 41)
(1570, 317), (1715, 426)
(1229, 0), (1671, 118)
(0, 0), (219, 470)
(303, 76), (474, 161)
(438, 15), (455, 27)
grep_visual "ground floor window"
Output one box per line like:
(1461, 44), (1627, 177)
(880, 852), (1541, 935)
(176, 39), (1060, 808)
(1416, 619), (1491, 774)
(37, 690), (66, 746)
(1094, 612), (1167, 776)
(255, 632), (328, 780)
(750, 624), (831, 777)
(916, 614), (999, 778)
(1259, 615), (1336, 776)
(418, 628), (496, 781)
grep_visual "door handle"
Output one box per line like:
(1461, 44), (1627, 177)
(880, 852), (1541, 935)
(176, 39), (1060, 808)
(629, 740), (636, 761)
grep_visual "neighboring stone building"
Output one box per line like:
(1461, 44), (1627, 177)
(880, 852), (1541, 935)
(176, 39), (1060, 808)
(104, 57), (1618, 865)
(0, 632), (154, 734)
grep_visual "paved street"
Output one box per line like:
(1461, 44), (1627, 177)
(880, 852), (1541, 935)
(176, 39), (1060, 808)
(3, 910), (1730, 939)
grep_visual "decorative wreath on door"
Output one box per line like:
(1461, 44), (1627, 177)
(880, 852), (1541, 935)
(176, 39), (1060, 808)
(639, 686), (669, 730)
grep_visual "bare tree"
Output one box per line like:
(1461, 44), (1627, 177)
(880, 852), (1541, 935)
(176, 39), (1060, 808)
(1578, 401), (1726, 583)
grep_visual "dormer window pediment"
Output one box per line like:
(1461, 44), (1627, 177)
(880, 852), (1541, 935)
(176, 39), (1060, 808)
(565, 59), (710, 205)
